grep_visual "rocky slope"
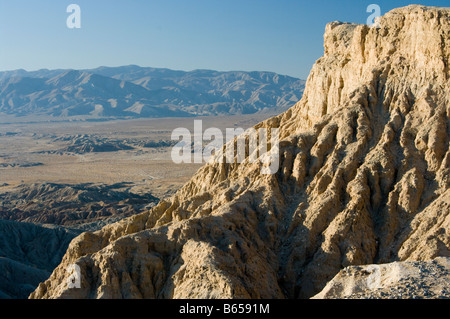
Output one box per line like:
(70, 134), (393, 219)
(0, 67), (305, 119)
(313, 257), (450, 299)
(31, 5), (450, 299)
(0, 220), (80, 299)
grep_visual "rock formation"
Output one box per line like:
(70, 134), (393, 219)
(312, 257), (450, 299)
(31, 5), (450, 299)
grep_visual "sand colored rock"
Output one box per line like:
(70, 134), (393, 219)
(31, 5), (450, 299)
(312, 257), (450, 299)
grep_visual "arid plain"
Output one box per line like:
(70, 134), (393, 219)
(0, 114), (272, 199)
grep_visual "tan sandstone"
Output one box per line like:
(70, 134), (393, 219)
(31, 5), (450, 299)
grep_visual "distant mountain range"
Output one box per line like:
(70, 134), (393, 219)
(0, 66), (305, 119)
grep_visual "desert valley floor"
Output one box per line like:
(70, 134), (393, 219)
(0, 114), (272, 199)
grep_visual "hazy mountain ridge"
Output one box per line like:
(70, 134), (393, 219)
(0, 67), (305, 119)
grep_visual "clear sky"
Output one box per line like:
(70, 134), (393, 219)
(0, 0), (448, 79)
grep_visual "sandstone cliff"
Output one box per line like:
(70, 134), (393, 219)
(31, 5), (450, 299)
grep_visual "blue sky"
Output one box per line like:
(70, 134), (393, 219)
(0, 0), (448, 79)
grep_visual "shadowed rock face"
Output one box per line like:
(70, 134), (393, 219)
(31, 5), (450, 299)
(0, 220), (80, 299)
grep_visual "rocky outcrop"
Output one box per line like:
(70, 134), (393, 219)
(312, 257), (450, 299)
(31, 5), (450, 299)
(63, 136), (135, 154)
